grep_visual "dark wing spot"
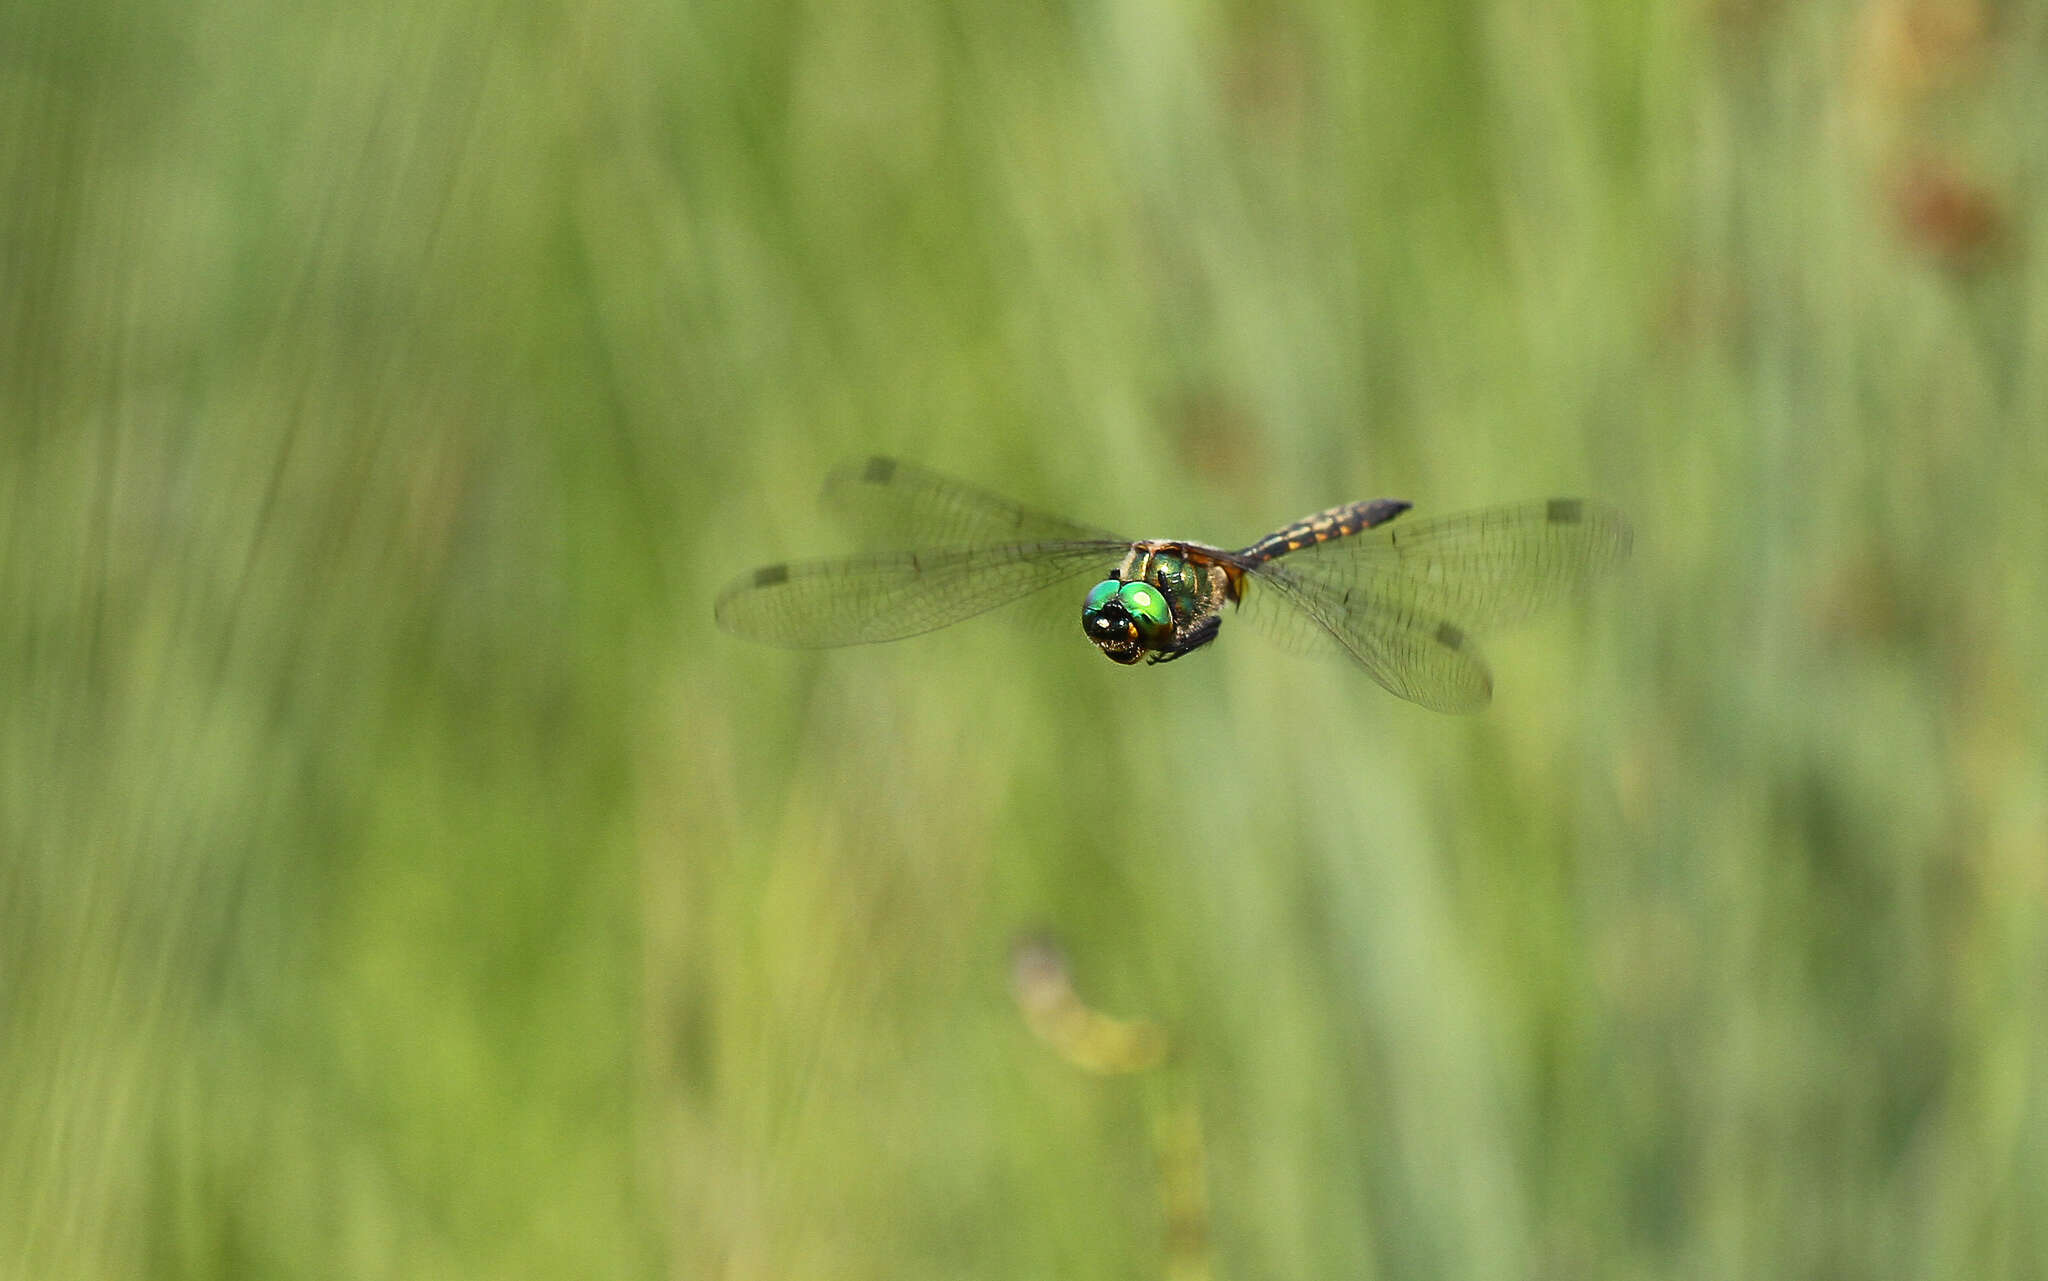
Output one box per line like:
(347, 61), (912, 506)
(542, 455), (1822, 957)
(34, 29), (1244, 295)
(754, 564), (790, 587)
(1434, 621), (1466, 651)
(863, 456), (897, 485)
(1546, 498), (1583, 524)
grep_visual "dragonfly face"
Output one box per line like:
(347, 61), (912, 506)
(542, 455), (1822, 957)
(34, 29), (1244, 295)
(1081, 577), (1171, 664)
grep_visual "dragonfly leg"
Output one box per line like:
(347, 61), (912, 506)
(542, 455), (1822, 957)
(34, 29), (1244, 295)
(1149, 612), (1222, 664)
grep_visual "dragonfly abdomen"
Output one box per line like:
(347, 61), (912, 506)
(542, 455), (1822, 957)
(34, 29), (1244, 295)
(1239, 498), (1410, 564)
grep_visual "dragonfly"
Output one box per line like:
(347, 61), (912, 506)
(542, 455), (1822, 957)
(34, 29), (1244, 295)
(713, 457), (1631, 712)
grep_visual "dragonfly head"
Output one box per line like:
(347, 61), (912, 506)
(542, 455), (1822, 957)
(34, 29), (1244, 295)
(1082, 578), (1172, 665)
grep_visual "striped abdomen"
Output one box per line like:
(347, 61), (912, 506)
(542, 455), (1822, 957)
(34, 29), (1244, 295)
(1239, 498), (1410, 564)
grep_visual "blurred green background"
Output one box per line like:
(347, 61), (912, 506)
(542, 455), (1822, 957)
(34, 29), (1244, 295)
(5, 0), (2046, 1277)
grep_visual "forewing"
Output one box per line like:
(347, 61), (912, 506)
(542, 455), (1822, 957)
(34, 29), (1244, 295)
(714, 540), (1125, 648)
(824, 456), (1122, 549)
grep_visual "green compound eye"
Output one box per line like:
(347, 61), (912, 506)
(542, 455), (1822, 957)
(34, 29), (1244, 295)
(1116, 581), (1172, 645)
(1083, 579), (1121, 615)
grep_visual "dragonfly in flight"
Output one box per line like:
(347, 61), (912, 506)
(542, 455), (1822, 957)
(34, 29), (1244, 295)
(714, 458), (1630, 712)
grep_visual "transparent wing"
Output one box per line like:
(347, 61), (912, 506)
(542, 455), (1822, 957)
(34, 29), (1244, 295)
(1238, 561), (1499, 712)
(1233, 499), (1632, 712)
(823, 456), (1122, 549)
(1249, 498), (1633, 633)
(714, 540), (1126, 648)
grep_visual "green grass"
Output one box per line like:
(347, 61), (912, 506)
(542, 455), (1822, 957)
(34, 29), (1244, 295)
(5, 0), (2047, 1277)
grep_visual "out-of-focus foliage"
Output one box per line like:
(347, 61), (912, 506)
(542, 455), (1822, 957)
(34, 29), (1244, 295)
(4, 0), (2045, 1278)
